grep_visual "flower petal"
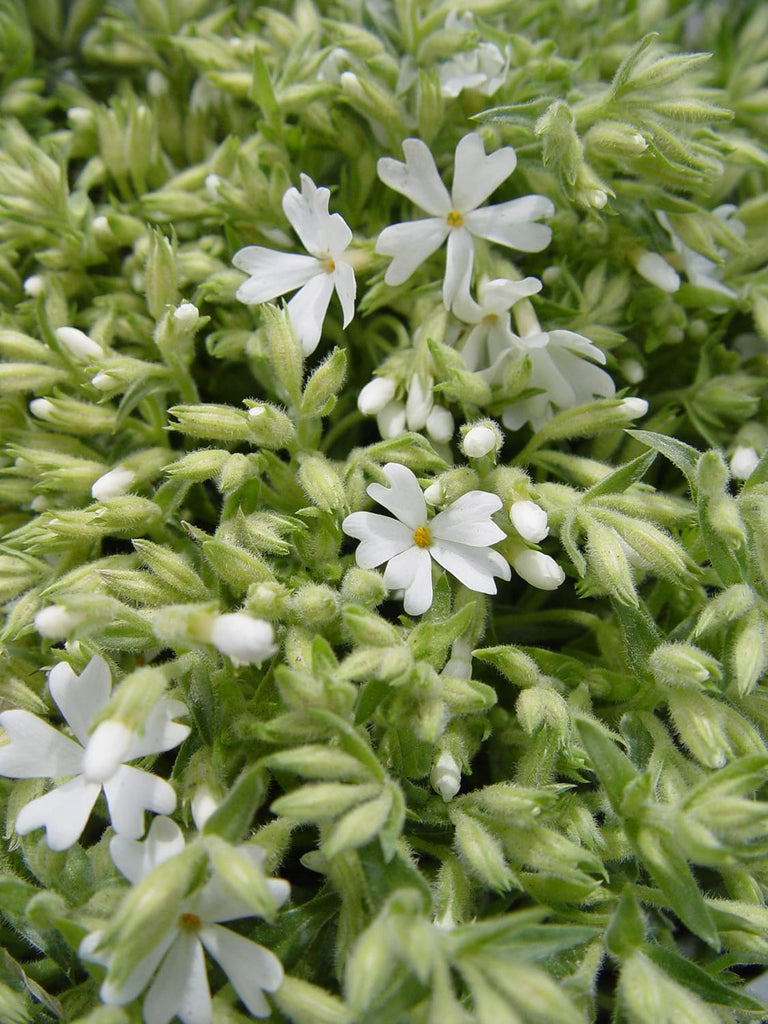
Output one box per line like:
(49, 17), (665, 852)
(367, 462), (427, 530)
(332, 259), (356, 328)
(286, 272), (335, 355)
(466, 196), (554, 252)
(103, 764), (177, 838)
(233, 248), (319, 304)
(48, 656), (111, 745)
(195, 846), (289, 923)
(377, 139), (451, 215)
(15, 775), (100, 850)
(0, 710), (83, 778)
(443, 227), (474, 308)
(200, 924), (283, 1017)
(110, 816), (185, 884)
(451, 132), (517, 213)
(96, 928), (178, 1005)
(402, 548), (434, 616)
(376, 218), (449, 287)
(479, 276), (542, 313)
(125, 699), (190, 760)
(342, 512), (415, 568)
(283, 175), (352, 257)
(430, 540), (511, 593)
(143, 933), (211, 1024)
(431, 491), (506, 546)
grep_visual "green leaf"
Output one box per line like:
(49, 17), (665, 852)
(576, 718), (638, 814)
(583, 449), (657, 498)
(605, 885), (647, 958)
(250, 47), (280, 129)
(643, 943), (766, 1011)
(202, 765), (268, 841)
(626, 430), (701, 499)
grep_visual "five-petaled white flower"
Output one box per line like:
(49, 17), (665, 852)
(452, 275), (542, 371)
(233, 174), (356, 355)
(376, 132), (554, 308)
(0, 656), (189, 850)
(80, 816), (288, 1023)
(342, 462), (510, 615)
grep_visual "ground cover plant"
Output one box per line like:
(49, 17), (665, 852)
(1, 0), (768, 1021)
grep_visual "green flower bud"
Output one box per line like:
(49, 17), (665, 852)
(29, 395), (118, 434)
(451, 809), (515, 891)
(298, 454), (348, 513)
(132, 539), (209, 600)
(340, 567), (387, 607)
(202, 537), (275, 590)
(163, 448), (230, 482)
(649, 642), (721, 689)
(584, 120), (647, 157)
(244, 401), (298, 450)
(271, 782), (381, 823)
(290, 583), (339, 628)
(168, 403), (252, 442)
(730, 608), (768, 697)
(204, 836), (279, 921)
(300, 346), (347, 417)
(582, 517), (637, 605)
(144, 228), (178, 320)
(516, 686), (569, 738)
(262, 304), (303, 406)
(245, 581), (290, 619)
(618, 951), (721, 1024)
(273, 976), (353, 1024)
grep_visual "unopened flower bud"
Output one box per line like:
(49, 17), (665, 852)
(205, 173), (222, 198)
(191, 786), (219, 829)
(621, 358), (645, 384)
(91, 467), (136, 501)
(377, 400), (406, 439)
(35, 605), (84, 638)
(91, 371), (114, 391)
(82, 721), (133, 783)
(731, 445), (760, 480)
(358, 377), (396, 416)
(430, 751), (461, 802)
(29, 397), (55, 420)
(633, 252), (680, 292)
(55, 326), (104, 360)
(424, 482), (443, 506)
(405, 374), (433, 431)
(210, 613), (278, 666)
(67, 106), (95, 129)
(426, 404), (454, 443)
(462, 424), (499, 459)
(513, 550), (565, 590)
(23, 275), (45, 297)
(618, 397), (648, 420)
(509, 500), (549, 543)
(173, 301), (199, 327)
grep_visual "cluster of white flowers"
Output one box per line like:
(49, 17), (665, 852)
(0, 656), (289, 1022)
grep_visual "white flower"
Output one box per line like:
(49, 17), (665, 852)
(233, 174), (356, 355)
(657, 205), (742, 300)
(210, 612), (278, 666)
(509, 500), (549, 544)
(80, 817), (288, 1024)
(34, 604), (85, 638)
(731, 445), (760, 480)
(55, 326), (104, 360)
(342, 462), (510, 615)
(0, 657), (189, 850)
(430, 751), (462, 802)
(91, 466), (136, 500)
(438, 42), (508, 98)
(489, 329), (615, 431)
(453, 275), (542, 371)
(358, 376), (397, 416)
(513, 549), (565, 590)
(632, 251), (681, 293)
(376, 133), (554, 307)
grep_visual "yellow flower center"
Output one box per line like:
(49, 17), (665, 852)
(413, 525), (432, 548)
(483, 313), (499, 323)
(446, 209), (464, 228)
(178, 912), (201, 932)
(322, 257), (336, 273)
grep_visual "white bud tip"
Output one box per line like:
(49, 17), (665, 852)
(92, 215), (110, 234)
(634, 252), (680, 293)
(55, 326), (104, 360)
(210, 612), (278, 666)
(248, 405), (266, 419)
(67, 106), (94, 128)
(619, 397), (649, 420)
(23, 275), (45, 297)
(430, 751), (461, 802)
(590, 190), (608, 209)
(423, 482), (443, 506)
(191, 787), (219, 829)
(509, 500), (549, 544)
(173, 301), (199, 326)
(83, 721), (133, 783)
(376, 400), (406, 439)
(91, 371), (114, 391)
(513, 550), (566, 591)
(146, 70), (168, 97)
(34, 605), (80, 638)
(29, 398), (54, 420)
(205, 173), (222, 198)
(91, 467), (136, 501)
(620, 358), (645, 384)
(730, 445), (760, 480)
(426, 404), (454, 443)
(462, 425), (498, 459)
(358, 376), (397, 416)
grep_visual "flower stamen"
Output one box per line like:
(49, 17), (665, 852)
(413, 525), (432, 548)
(322, 257), (336, 273)
(446, 209), (464, 228)
(178, 913), (201, 932)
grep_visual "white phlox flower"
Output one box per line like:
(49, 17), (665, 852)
(0, 656), (189, 850)
(233, 174), (356, 355)
(366, 373), (454, 443)
(342, 462), (511, 615)
(487, 329), (615, 431)
(453, 275), (542, 371)
(656, 206), (743, 300)
(80, 817), (288, 1023)
(376, 132), (554, 308)
(438, 42), (508, 98)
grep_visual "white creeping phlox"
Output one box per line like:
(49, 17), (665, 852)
(375, 132), (555, 308)
(80, 816), (288, 1023)
(0, 657), (189, 850)
(342, 462), (510, 615)
(452, 275), (543, 371)
(233, 173), (356, 355)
